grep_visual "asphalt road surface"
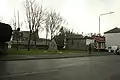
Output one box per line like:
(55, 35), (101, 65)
(1, 55), (120, 80)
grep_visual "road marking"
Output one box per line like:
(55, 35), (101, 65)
(0, 55), (115, 79)
(0, 62), (86, 79)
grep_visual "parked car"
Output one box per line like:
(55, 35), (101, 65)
(107, 46), (120, 55)
(116, 48), (120, 55)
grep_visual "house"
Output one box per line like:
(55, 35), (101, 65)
(66, 35), (94, 50)
(12, 30), (39, 42)
(10, 31), (50, 49)
(104, 27), (120, 49)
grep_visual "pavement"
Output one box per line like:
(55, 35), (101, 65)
(0, 52), (113, 61)
(1, 55), (120, 80)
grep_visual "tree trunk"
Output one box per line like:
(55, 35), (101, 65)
(51, 32), (53, 40)
(34, 32), (37, 49)
(46, 37), (47, 45)
(28, 31), (32, 51)
(16, 31), (19, 50)
(46, 32), (48, 45)
(16, 39), (19, 50)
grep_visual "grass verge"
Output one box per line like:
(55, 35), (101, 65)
(7, 49), (86, 55)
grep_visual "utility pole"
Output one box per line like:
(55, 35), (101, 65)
(99, 12), (114, 35)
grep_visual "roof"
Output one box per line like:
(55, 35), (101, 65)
(66, 34), (83, 39)
(66, 36), (93, 40)
(104, 27), (120, 34)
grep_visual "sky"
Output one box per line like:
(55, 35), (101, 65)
(0, 0), (120, 38)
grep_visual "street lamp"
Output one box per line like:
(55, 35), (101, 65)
(99, 12), (114, 35)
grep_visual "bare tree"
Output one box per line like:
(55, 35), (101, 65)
(16, 11), (21, 50)
(24, 0), (46, 50)
(11, 10), (22, 50)
(46, 10), (65, 40)
(45, 17), (50, 45)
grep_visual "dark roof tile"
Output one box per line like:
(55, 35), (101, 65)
(104, 27), (120, 34)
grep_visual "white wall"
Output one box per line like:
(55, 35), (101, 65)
(86, 39), (94, 45)
(104, 33), (120, 48)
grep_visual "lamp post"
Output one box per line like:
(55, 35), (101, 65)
(99, 12), (114, 35)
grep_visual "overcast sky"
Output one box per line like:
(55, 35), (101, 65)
(0, 0), (120, 37)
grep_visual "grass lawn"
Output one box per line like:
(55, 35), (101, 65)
(7, 49), (86, 55)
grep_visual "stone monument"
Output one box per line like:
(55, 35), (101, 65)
(48, 39), (58, 51)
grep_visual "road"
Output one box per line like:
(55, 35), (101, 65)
(0, 55), (120, 80)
